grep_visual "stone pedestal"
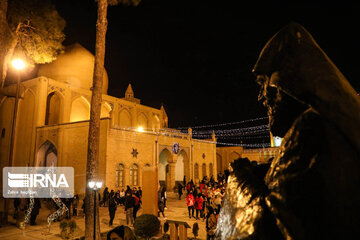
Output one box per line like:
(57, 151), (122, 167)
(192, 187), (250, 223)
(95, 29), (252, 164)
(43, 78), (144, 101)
(166, 220), (191, 240)
(178, 224), (188, 240)
(142, 166), (158, 216)
(169, 222), (178, 240)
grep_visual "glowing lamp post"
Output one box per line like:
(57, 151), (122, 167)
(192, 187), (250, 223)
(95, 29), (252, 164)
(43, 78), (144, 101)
(88, 180), (102, 240)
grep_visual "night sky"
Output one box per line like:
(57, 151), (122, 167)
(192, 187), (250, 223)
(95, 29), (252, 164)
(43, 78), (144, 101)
(52, 0), (359, 145)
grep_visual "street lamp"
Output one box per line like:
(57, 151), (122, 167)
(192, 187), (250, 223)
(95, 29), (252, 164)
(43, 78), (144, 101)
(12, 59), (26, 70)
(3, 59), (26, 224)
(88, 180), (102, 240)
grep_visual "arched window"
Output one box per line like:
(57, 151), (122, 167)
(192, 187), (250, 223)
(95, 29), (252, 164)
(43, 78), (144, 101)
(209, 163), (213, 177)
(130, 164), (139, 186)
(116, 164), (124, 187)
(144, 163), (151, 167)
(194, 163), (199, 180)
(202, 163), (207, 179)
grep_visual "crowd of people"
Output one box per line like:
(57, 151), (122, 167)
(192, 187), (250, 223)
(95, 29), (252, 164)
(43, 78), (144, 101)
(182, 171), (228, 240)
(101, 186), (143, 226)
(10, 171), (229, 240)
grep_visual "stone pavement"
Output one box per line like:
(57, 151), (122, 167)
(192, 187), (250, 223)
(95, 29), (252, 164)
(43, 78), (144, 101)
(0, 192), (207, 239)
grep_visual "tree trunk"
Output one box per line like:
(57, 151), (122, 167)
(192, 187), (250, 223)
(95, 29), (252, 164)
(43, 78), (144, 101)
(84, 0), (108, 239)
(0, 0), (9, 89)
(0, 0), (7, 223)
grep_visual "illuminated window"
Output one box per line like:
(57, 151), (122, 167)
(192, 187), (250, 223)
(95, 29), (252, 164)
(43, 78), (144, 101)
(209, 163), (213, 177)
(194, 163), (199, 180)
(202, 163), (206, 178)
(116, 164), (124, 187)
(130, 164), (138, 186)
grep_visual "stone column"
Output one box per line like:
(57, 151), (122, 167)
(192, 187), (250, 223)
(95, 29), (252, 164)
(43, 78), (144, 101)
(167, 153), (177, 191)
(167, 162), (176, 191)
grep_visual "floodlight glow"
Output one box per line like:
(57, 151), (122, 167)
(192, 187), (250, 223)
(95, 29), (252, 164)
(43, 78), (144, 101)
(88, 181), (95, 189)
(11, 59), (26, 70)
(273, 136), (283, 147)
(95, 181), (102, 189)
(137, 126), (144, 132)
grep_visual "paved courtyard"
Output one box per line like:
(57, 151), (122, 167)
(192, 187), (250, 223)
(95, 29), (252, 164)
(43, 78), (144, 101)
(0, 192), (207, 239)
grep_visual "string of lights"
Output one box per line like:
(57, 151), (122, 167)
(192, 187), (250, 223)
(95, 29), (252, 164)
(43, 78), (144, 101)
(111, 124), (271, 147)
(192, 124), (269, 135)
(192, 129), (269, 137)
(197, 138), (271, 147)
(46, 168), (68, 229)
(113, 123), (269, 136)
(175, 116), (268, 129)
(216, 135), (270, 140)
(23, 197), (34, 227)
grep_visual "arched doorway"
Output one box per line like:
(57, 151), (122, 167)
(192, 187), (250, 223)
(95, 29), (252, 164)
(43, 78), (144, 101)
(159, 148), (171, 188)
(36, 140), (57, 167)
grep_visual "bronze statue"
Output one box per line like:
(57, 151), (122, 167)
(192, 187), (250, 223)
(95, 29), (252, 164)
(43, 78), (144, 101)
(216, 22), (360, 239)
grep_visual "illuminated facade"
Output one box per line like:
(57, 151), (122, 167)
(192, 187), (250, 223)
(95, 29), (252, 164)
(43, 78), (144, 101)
(216, 146), (280, 172)
(0, 44), (217, 198)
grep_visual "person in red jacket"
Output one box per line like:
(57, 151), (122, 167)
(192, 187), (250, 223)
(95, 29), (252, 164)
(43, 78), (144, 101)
(199, 180), (205, 193)
(195, 194), (204, 220)
(186, 182), (191, 194)
(186, 190), (195, 219)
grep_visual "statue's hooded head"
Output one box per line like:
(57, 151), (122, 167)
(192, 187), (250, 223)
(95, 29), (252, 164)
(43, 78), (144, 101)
(252, 22), (360, 149)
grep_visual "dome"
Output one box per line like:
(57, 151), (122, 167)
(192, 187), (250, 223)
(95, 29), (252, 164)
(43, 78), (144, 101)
(37, 43), (108, 94)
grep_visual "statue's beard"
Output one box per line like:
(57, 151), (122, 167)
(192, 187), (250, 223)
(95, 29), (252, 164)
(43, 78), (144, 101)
(269, 111), (290, 138)
(267, 92), (308, 138)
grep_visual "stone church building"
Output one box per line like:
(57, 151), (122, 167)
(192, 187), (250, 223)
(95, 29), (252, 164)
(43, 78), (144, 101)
(0, 43), (217, 197)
